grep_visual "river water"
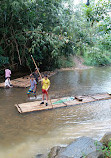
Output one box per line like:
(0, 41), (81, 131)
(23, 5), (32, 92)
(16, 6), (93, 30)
(1, 67), (111, 158)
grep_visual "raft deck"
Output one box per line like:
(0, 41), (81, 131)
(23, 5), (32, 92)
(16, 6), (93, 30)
(15, 93), (111, 113)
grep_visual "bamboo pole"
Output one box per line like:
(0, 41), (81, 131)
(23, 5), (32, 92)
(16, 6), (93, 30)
(31, 55), (42, 79)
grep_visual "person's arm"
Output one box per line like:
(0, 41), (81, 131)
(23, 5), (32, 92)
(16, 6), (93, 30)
(30, 74), (32, 77)
(39, 74), (42, 80)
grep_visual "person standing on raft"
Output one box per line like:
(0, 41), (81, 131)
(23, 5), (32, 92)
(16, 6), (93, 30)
(31, 68), (40, 84)
(40, 74), (50, 106)
(27, 75), (37, 98)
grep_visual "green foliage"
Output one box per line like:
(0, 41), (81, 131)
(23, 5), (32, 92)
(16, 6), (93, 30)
(98, 34), (111, 51)
(58, 56), (75, 68)
(0, 56), (9, 65)
(83, 0), (110, 26)
(26, 23), (71, 70)
(83, 30), (111, 66)
(84, 47), (111, 66)
(101, 140), (111, 158)
(0, 0), (111, 71)
(75, 0), (111, 66)
(0, 0), (72, 71)
(0, 47), (9, 69)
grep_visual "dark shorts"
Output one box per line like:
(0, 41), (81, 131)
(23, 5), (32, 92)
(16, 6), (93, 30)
(27, 88), (36, 95)
(42, 89), (48, 95)
(5, 77), (11, 80)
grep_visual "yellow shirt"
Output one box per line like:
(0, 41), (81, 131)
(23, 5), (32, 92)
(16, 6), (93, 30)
(42, 78), (50, 90)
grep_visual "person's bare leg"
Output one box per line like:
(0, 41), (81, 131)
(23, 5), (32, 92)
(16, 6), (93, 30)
(40, 93), (44, 104)
(46, 93), (48, 102)
(33, 90), (36, 97)
(46, 93), (48, 106)
(42, 93), (44, 102)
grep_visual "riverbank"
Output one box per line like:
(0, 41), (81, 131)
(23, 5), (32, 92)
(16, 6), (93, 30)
(0, 70), (58, 88)
(59, 56), (93, 71)
(36, 132), (111, 158)
(0, 56), (92, 88)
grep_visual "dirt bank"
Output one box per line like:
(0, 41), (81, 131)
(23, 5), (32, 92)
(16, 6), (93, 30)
(60, 56), (93, 71)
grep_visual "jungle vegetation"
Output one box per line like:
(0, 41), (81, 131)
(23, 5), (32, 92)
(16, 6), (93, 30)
(0, 0), (111, 74)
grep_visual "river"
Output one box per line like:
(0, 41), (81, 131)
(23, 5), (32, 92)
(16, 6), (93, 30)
(0, 67), (111, 158)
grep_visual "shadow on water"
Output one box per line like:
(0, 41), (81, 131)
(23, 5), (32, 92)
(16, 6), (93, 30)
(1, 67), (111, 158)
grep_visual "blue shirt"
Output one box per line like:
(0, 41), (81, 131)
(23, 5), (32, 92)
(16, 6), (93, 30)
(30, 79), (37, 90)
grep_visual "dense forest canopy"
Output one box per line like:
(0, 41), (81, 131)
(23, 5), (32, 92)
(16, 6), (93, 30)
(0, 0), (111, 73)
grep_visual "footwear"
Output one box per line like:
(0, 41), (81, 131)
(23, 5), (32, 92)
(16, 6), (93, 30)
(40, 102), (44, 104)
(46, 103), (48, 106)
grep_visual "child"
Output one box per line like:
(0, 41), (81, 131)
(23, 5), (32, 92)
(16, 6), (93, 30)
(27, 75), (37, 98)
(40, 74), (50, 106)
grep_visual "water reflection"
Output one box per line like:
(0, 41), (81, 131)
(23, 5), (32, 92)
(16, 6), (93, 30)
(0, 67), (111, 158)
(50, 67), (111, 97)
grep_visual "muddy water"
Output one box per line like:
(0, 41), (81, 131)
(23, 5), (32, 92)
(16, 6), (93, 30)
(1, 67), (111, 158)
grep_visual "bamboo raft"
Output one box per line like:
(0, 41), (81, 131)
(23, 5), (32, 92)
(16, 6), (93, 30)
(15, 93), (111, 113)
(0, 71), (56, 88)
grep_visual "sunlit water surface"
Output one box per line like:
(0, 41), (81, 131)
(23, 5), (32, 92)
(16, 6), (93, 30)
(1, 67), (111, 158)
